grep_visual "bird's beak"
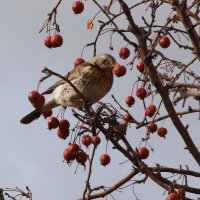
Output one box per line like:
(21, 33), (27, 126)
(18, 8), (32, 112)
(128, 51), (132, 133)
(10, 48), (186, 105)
(110, 63), (117, 69)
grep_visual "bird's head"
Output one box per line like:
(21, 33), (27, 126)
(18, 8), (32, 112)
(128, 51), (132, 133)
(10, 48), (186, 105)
(88, 53), (116, 70)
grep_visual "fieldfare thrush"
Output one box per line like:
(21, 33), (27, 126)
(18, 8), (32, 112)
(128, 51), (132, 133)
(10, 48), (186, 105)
(20, 53), (116, 124)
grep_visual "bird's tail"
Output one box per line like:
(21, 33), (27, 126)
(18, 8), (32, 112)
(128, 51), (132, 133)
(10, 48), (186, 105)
(20, 109), (41, 124)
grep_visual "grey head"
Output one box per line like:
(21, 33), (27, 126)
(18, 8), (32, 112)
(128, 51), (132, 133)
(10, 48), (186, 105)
(87, 53), (116, 69)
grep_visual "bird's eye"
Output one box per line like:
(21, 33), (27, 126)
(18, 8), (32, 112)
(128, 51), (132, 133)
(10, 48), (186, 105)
(102, 59), (109, 64)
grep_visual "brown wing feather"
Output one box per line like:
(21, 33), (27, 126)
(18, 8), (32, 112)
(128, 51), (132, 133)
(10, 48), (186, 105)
(42, 79), (66, 95)
(41, 62), (93, 95)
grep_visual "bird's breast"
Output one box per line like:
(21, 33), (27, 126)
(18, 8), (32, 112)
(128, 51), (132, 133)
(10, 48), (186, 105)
(75, 70), (113, 103)
(52, 68), (114, 108)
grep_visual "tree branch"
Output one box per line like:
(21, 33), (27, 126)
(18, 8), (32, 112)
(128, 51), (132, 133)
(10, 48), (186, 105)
(79, 169), (139, 200)
(0, 189), (4, 200)
(118, 0), (200, 166)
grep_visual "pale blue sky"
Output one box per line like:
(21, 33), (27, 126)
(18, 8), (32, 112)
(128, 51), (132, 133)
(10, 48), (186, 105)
(1, 1), (200, 200)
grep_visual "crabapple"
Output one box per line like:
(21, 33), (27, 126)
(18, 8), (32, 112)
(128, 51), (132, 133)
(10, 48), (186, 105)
(157, 127), (168, 137)
(137, 61), (144, 73)
(159, 36), (170, 48)
(136, 88), (147, 99)
(48, 117), (59, 129)
(138, 147), (149, 159)
(100, 154), (111, 166)
(72, 1), (84, 14)
(92, 136), (101, 146)
(125, 96), (135, 107)
(44, 36), (52, 48)
(113, 65), (126, 77)
(51, 34), (63, 47)
(119, 47), (130, 59)
(81, 134), (92, 147)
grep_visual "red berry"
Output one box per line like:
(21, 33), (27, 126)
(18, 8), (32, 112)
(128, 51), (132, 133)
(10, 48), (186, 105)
(125, 96), (135, 107)
(113, 65), (126, 77)
(119, 47), (130, 59)
(177, 188), (185, 197)
(42, 109), (53, 118)
(123, 113), (133, 123)
(51, 34), (63, 47)
(92, 136), (101, 146)
(145, 104), (157, 117)
(81, 135), (92, 147)
(59, 119), (70, 130)
(100, 154), (111, 166)
(136, 88), (147, 99)
(157, 127), (167, 137)
(63, 148), (76, 163)
(74, 58), (85, 67)
(48, 117), (59, 129)
(159, 36), (170, 48)
(68, 143), (80, 155)
(138, 147), (149, 159)
(28, 91), (45, 108)
(28, 91), (41, 104)
(72, 1), (84, 14)
(44, 36), (52, 48)
(166, 193), (179, 200)
(34, 95), (45, 107)
(137, 61), (144, 73)
(76, 151), (87, 165)
(57, 128), (69, 140)
(148, 123), (157, 133)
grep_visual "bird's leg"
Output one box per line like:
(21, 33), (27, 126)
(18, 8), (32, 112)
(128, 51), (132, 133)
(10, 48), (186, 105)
(57, 106), (67, 119)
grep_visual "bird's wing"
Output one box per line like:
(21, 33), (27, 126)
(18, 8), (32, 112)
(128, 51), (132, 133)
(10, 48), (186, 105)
(41, 62), (93, 95)
(42, 79), (66, 95)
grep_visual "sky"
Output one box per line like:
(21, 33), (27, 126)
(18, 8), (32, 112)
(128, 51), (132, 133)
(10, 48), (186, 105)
(0, 1), (200, 200)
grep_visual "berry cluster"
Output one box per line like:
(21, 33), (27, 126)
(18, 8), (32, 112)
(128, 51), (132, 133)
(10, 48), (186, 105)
(44, 34), (63, 48)
(28, 91), (45, 108)
(42, 1), (86, 49)
(166, 188), (186, 200)
(110, 41), (172, 147)
(113, 35), (171, 77)
(27, 90), (111, 167)
(63, 135), (111, 166)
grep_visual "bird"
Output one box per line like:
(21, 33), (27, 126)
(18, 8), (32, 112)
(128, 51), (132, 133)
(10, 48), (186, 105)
(20, 53), (117, 124)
